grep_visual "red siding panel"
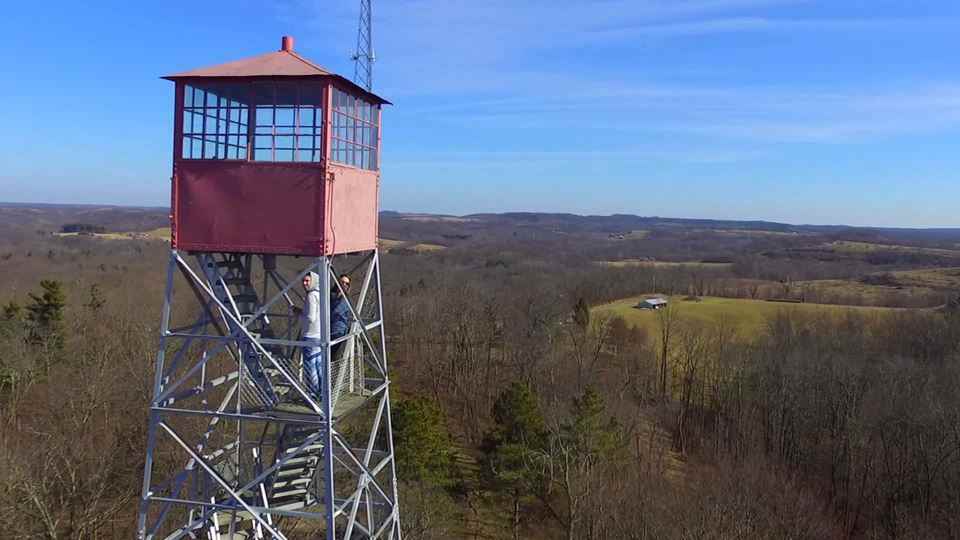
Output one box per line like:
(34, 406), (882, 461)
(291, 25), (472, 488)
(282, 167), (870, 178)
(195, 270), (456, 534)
(174, 161), (325, 256)
(325, 164), (379, 255)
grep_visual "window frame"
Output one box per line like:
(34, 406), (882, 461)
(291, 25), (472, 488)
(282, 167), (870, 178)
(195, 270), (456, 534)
(329, 84), (380, 171)
(174, 79), (327, 166)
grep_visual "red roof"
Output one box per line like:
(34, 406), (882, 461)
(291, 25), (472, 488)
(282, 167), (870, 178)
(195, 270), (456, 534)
(163, 37), (389, 104)
(165, 50), (333, 78)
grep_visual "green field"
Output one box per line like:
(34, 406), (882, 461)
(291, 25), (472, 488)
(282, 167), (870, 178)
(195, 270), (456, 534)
(598, 260), (733, 270)
(593, 295), (898, 338)
(54, 227), (171, 242)
(828, 240), (960, 258)
(890, 267), (960, 289)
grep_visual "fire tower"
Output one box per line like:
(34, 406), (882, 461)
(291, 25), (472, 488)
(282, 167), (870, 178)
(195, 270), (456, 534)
(137, 36), (401, 539)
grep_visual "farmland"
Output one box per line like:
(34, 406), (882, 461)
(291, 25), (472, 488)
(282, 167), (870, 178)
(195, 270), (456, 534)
(592, 295), (900, 338)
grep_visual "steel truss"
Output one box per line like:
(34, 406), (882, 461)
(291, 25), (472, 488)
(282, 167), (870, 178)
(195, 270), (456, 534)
(138, 249), (401, 539)
(352, 0), (375, 91)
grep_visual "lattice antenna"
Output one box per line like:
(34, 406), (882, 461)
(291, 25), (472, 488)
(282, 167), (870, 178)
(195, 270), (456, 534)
(352, 0), (375, 91)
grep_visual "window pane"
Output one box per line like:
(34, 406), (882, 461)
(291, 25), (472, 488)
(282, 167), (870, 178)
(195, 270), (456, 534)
(255, 135), (272, 149)
(299, 107), (315, 127)
(296, 135), (314, 151)
(275, 149), (294, 162)
(276, 135), (294, 150)
(276, 108), (294, 127)
(256, 107), (273, 126)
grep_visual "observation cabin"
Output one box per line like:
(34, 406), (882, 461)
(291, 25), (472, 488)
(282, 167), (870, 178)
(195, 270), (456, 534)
(164, 36), (390, 256)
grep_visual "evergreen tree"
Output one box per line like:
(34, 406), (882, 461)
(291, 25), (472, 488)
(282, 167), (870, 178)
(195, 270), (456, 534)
(563, 386), (622, 462)
(392, 397), (456, 487)
(2, 300), (21, 321)
(84, 284), (106, 312)
(482, 382), (548, 539)
(25, 279), (66, 346)
(572, 297), (590, 330)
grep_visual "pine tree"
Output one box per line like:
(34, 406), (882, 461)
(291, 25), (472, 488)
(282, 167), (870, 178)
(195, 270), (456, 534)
(1, 300), (21, 321)
(392, 397), (456, 487)
(563, 387), (622, 462)
(482, 382), (548, 540)
(85, 284), (106, 312)
(25, 279), (66, 346)
(572, 297), (590, 330)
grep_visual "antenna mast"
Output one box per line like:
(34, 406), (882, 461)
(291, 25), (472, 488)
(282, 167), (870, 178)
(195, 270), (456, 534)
(352, 0), (375, 91)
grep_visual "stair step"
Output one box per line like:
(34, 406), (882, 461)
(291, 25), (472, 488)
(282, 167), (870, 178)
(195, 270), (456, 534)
(277, 465), (312, 477)
(278, 457), (314, 468)
(284, 444), (323, 455)
(271, 486), (308, 501)
(272, 477), (311, 491)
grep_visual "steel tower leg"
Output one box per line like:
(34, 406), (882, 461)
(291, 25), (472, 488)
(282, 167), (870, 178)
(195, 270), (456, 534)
(137, 249), (401, 539)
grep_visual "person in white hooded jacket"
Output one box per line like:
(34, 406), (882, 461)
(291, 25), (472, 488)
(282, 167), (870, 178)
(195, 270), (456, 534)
(299, 271), (324, 399)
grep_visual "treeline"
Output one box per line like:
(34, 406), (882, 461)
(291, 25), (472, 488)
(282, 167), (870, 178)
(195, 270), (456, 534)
(382, 252), (960, 539)
(1, 238), (958, 538)
(61, 223), (107, 234)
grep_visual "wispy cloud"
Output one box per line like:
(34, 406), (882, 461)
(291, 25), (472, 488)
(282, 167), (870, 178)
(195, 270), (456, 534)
(281, 1), (960, 144)
(586, 16), (960, 40)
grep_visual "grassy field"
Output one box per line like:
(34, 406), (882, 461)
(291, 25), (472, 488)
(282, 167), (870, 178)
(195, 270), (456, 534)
(791, 278), (939, 303)
(54, 227), (171, 241)
(593, 295), (898, 338)
(889, 267), (960, 289)
(598, 260), (733, 270)
(828, 240), (960, 257)
(378, 238), (447, 252)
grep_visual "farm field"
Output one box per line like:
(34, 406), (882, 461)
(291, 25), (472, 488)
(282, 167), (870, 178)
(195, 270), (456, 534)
(790, 278), (944, 307)
(378, 238), (447, 252)
(593, 295), (900, 338)
(598, 259), (733, 269)
(889, 267), (960, 289)
(827, 240), (960, 258)
(53, 226), (171, 241)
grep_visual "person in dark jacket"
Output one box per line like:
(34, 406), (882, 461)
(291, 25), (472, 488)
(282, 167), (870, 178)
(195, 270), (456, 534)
(330, 274), (352, 359)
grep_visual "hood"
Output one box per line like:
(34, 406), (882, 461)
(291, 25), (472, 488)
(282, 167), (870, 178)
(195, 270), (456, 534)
(306, 271), (320, 292)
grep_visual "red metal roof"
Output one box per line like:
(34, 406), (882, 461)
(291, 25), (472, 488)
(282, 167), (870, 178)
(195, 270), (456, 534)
(163, 37), (389, 104)
(165, 50), (333, 78)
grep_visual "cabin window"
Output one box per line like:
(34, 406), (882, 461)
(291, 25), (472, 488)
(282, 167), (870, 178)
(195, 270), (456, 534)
(181, 83), (249, 160)
(252, 83), (324, 163)
(331, 87), (379, 170)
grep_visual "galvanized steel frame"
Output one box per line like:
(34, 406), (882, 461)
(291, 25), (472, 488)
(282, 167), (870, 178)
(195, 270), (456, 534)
(137, 249), (401, 539)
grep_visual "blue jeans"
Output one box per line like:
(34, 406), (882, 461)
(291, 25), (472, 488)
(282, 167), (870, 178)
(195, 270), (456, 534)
(303, 341), (325, 401)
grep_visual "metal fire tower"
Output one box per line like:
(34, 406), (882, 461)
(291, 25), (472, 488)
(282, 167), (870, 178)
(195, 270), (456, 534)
(137, 36), (400, 539)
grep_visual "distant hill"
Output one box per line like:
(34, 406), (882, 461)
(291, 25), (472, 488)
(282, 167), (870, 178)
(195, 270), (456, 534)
(3, 203), (958, 245)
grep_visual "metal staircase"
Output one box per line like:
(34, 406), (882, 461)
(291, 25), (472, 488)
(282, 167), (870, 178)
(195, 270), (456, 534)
(140, 251), (400, 540)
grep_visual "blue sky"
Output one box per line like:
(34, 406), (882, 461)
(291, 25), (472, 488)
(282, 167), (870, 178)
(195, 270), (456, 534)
(1, 0), (959, 227)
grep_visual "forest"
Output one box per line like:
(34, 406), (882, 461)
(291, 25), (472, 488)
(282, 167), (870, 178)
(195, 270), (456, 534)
(1, 205), (960, 539)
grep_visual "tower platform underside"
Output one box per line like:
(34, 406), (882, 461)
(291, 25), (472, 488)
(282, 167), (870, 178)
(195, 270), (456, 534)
(137, 249), (400, 540)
